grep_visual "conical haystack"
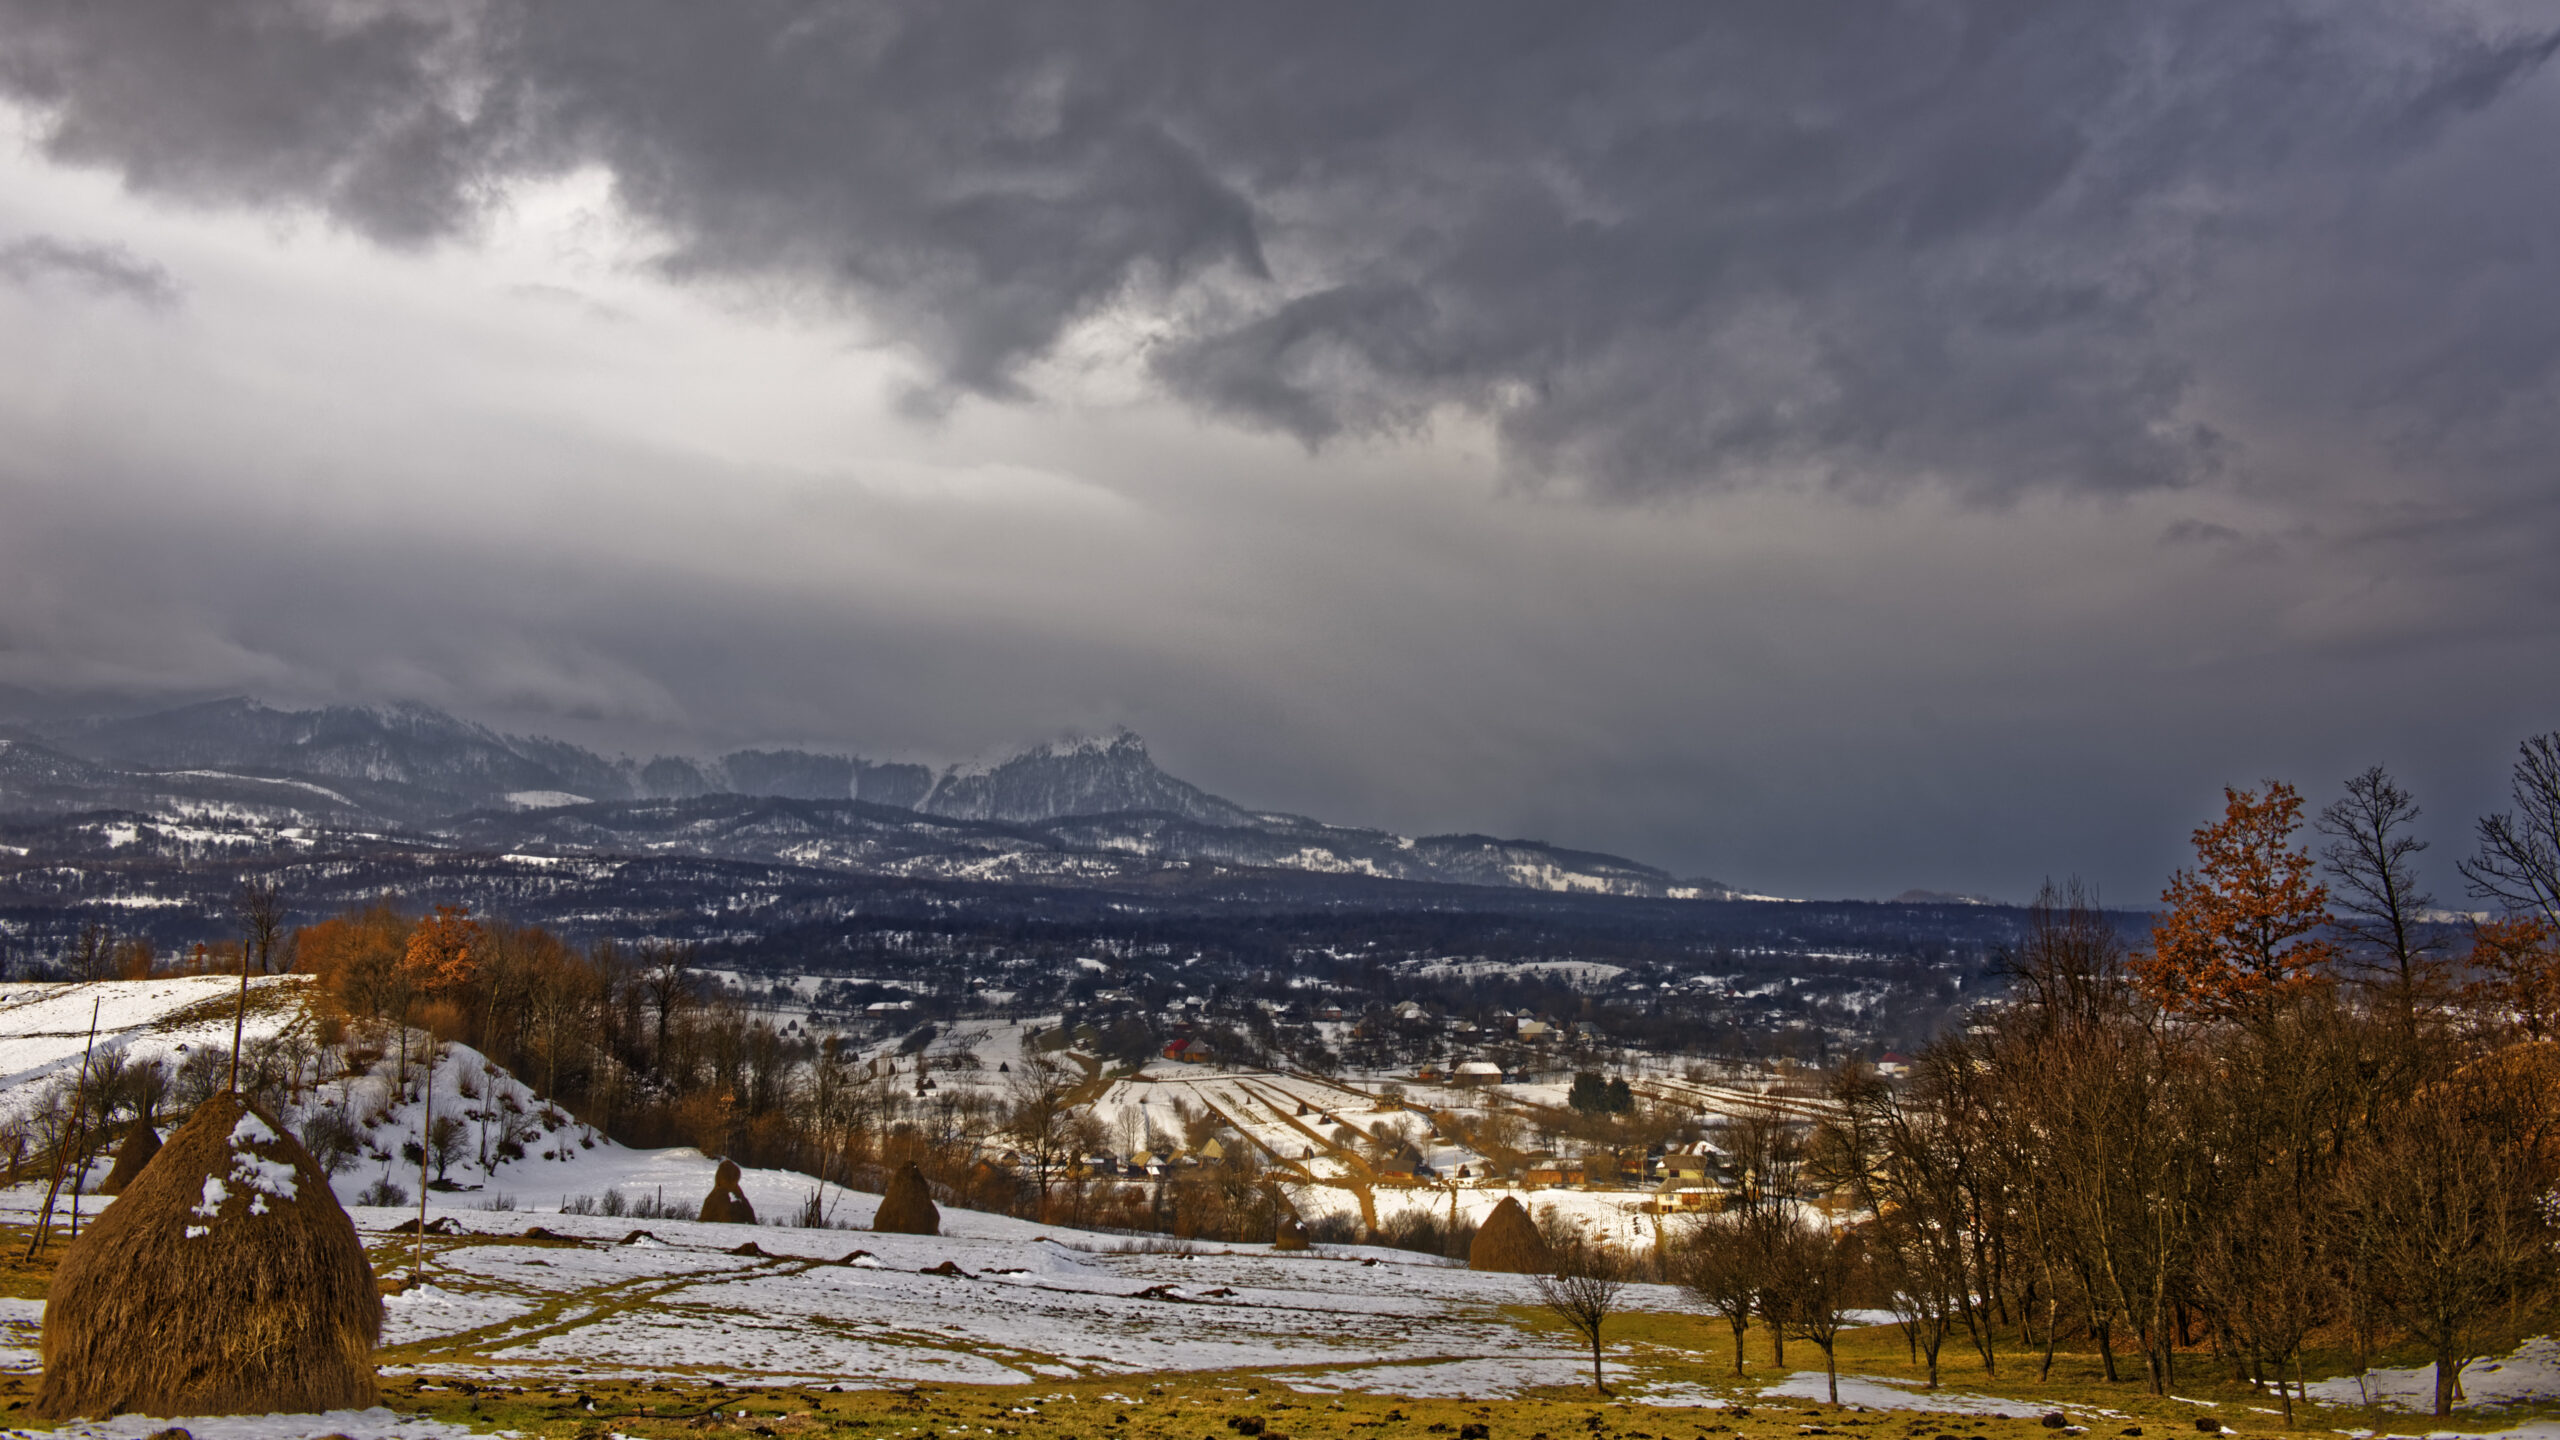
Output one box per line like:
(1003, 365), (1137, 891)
(697, 1159), (756, 1224)
(1467, 1196), (1553, 1273)
(872, 1162), (940, 1235)
(37, 1091), (380, 1419)
(97, 1121), (162, 1196)
(1272, 1213), (1309, 1252)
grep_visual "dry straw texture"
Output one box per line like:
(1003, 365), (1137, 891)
(1467, 1195), (1554, 1273)
(97, 1122), (161, 1196)
(872, 1161), (940, 1235)
(1272, 1213), (1309, 1251)
(697, 1159), (757, 1224)
(38, 1092), (380, 1419)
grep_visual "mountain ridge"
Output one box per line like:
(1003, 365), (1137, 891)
(0, 697), (1743, 900)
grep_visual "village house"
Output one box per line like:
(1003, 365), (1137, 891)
(1656, 1147), (1714, 1183)
(1524, 1158), (1586, 1188)
(1651, 1178), (1718, 1213)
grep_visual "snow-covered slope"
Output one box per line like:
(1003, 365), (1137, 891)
(0, 978), (817, 1220)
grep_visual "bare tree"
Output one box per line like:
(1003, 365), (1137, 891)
(2348, 1077), (2555, 1417)
(2197, 1172), (2334, 1425)
(1772, 1215), (1863, 1405)
(65, 923), (114, 982)
(232, 877), (285, 1090)
(640, 943), (695, 1075)
(425, 1113), (470, 1184)
(1532, 1241), (1629, 1394)
(2463, 733), (2560, 925)
(1003, 1051), (1081, 1218)
(2319, 766), (2443, 1021)
(1678, 1210), (1762, 1374)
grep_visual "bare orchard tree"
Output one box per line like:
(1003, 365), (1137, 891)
(1678, 1209), (1761, 1374)
(2463, 733), (2560, 926)
(1772, 1214), (1864, 1406)
(1533, 1240), (1630, 1395)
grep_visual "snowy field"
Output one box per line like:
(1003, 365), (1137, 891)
(0, 978), (1717, 1398)
(0, 1177), (1698, 1393)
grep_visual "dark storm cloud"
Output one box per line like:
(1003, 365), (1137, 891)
(0, 233), (179, 307)
(4, 1), (2555, 498)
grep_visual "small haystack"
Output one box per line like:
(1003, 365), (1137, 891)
(97, 1120), (162, 1196)
(1272, 1213), (1310, 1252)
(873, 1162), (940, 1235)
(697, 1159), (756, 1224)
(1467, 1196), (1553, 1273)
(37, 1091), (380, 1419)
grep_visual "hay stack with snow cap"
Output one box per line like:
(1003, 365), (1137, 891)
(1272, 1212), (1309, 1251)
(1467, 1195), (1553, 1273)
(872, 1161), (940, 1235)
(97, 1119), (162, 1196)
(698, 1159), (757, 1224)
(37, 1091), (380, 1420)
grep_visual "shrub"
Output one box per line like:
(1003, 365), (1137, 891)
(299, 1109), (363, 1178)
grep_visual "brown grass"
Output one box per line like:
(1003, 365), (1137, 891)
(697, 1159), (757, 1224)
(97, 1121), (161, 1196)
(36, 1091), (381, 1419)
(872, 1161), (941, 1235)
(1468, 1195), (1552, 1273)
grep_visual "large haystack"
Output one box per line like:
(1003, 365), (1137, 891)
(697, 1159), (756, 1224)
(872, 1162), (940, 1235)
(37, 1091), (380, 1420)
(1272, 1213), (1310, 1252)
(97, 1121), (162, 1196)
(1468, 1195), (1553, 1273)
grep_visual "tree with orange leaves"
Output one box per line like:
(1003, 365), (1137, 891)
(398, 903), (480, 1280)
(2137, 782), (2336, 1020)
(2467, 916), (2560, 1041)
(402, 904), (482, 996)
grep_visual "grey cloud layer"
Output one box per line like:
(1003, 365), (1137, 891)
(4, 2), (2559, 900)
(0, 233), (180, 306)
(6, 1), (2555, 497)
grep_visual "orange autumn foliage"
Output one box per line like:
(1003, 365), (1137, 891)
(2137, 781), (2337, 1019)
(294, 905), (412, 1016)
(401, 904), (482, 996)
(2467, 917), (2560, 1041)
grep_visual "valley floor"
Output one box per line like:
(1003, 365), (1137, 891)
(2, 982), (2557, 1440)
(4, 1188), (2560, 1440)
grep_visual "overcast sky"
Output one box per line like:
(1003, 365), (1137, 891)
(3, 2), (2557, 902)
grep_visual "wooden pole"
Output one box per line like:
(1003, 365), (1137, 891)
(229, 928), (252, 1093)
(416, 1028), (433, 1287)
(27, 997), (103, 1258)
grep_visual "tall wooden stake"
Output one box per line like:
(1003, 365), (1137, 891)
(229, 932), (251, 1093)
(416, 1032), (433, 1287)
(27, 997), (103, 1258)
